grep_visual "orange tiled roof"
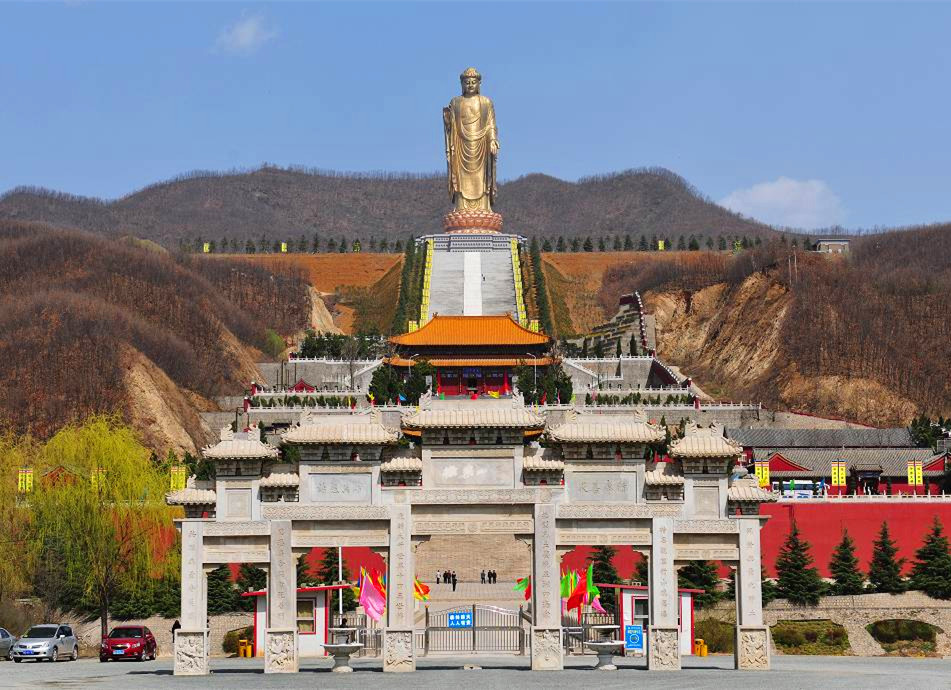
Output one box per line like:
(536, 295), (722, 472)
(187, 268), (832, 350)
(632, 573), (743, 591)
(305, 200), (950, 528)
(391, 315), (550, 347)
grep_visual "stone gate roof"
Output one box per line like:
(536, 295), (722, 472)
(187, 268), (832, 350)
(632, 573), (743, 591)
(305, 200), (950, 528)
(401, 406), (545, 429)
(202, 426), (280, 460)
(547, 410), (664, 443)
(669, 423), (742, 459)
(282, 411), (398, 444)
(725, 427), (914, 448)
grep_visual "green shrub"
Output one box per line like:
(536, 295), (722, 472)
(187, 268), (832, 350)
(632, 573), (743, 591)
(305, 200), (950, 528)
(694, 618), (734, 653)
(867, 619), (939, 645)
(222, 625), (254, 655)
(263, 329), (285, 359)
(771, 620), (849, 654)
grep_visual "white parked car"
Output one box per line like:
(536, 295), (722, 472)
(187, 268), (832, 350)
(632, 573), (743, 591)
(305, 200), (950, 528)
(11, 624), (79, 662)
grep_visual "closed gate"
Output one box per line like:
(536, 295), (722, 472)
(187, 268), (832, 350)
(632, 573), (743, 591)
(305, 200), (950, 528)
(424, 605), (526, 655)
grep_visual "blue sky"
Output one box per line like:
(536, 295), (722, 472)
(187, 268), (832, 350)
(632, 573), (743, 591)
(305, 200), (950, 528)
(2, 1), (950, 230)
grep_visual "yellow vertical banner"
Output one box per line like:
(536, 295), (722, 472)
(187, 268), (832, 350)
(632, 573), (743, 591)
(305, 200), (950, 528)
(907, 460), (916, 486)
(831, 460), (846, 487)
(202, 242), (210, 253)
(170, 465), (187, 491)
(733, 240), (742, 252)
(280, 242), (288, 253)
(755, 462), (770, 488)
(18, 467), (33, 494)
(657, 240), (665, 251)
(915, 461), (923, 486)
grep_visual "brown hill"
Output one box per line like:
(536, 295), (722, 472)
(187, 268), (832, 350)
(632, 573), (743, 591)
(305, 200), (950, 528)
(0, 166), (773, 248)
(0, 220), (310, 452)
(592, 227), (951, 426)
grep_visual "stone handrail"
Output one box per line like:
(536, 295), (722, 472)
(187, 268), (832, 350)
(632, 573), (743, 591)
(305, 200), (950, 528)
(778, 493), (951, 502)
(285, 357), (381, 364)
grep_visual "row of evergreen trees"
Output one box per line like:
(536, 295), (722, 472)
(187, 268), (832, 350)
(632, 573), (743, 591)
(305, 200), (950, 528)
(775, 517), (951, 606)
(179, 234), (407, 255)
(589, 517), (951, 614)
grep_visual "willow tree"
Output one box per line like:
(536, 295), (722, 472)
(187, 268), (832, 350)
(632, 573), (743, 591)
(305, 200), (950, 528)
(0, 433), (37, 601)
(29, 416), (176, 638)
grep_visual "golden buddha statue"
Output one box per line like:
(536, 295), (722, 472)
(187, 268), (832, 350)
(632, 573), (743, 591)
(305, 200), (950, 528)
(443, 68), (499, 212)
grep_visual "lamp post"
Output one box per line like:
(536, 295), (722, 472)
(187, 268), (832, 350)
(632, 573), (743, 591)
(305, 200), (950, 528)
(525, 352), (537, 401)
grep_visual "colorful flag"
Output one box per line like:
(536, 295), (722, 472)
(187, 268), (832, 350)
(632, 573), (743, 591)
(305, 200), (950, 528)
(398, 393), (407, 403)
(539, 391), (547, 405)
(487, 391), (500, 399)
(565, 572), (587, 620)
(514, 576), (532, 601)
(359, 570), (386, 622)
(590, 596), (607, 614)
(585, 563), (600, 601)
(413, 577), (430, 601)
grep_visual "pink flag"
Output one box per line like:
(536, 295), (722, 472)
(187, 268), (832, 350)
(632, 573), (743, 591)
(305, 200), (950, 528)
(359, 572), (387, 622)
(590, 595), (607, 614)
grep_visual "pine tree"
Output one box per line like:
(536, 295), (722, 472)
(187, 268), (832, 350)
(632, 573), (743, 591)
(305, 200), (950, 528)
(761, 567), (778, 606)
(571, 237), (581, 251)
(629, 333), (637, 356)
(338, 236), (347, 253)
(829, 529), (865, 595)
(775, 519), (823, 605)
(542, 238), (552, 251)
(207, 564), (238, 613)
(615, 340), (622, 357)
(591, 546), (619, 613)
(612, 236), (622, 251)
(311, 232), (321, 253)
(718, 235), (727, 251)
(909, 517), (951, 599)
(678, 560), (721, 608)
(597, 237), (606, 251)
(676, 235), (686, 251)
(583, 236), (594, 252)
(688, 236), (700, 251)
(705, 237), (714, 250)
(624, 234), (634, 250)
(634, 554), (649, 585)
(298, 553), (316, 586)
(869, 521), (905, 593)
(556, 236), (566, 252)
(236, 564), (267, 611)
(637, 235), (647, 251)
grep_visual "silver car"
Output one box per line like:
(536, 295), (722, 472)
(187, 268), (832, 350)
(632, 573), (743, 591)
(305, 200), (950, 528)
(11, 624), (79, 662)
(0, 627), (13, 659)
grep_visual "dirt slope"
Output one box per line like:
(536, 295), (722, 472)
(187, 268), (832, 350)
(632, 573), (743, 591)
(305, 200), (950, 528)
(645, 273), (919, 426)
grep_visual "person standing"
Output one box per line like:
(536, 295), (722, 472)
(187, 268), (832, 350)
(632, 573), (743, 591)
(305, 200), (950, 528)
(451, 571), (457, 592)
(171, 619), (181, 642)
(436, 570), (441, 585)
(481, 569), (486, 584)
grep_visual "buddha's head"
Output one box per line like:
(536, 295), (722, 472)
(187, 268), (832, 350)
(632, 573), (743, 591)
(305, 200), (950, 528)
(460, 67), (481, 96)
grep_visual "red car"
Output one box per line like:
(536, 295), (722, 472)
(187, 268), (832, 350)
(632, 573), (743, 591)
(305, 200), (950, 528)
(99, 625), (157, 662)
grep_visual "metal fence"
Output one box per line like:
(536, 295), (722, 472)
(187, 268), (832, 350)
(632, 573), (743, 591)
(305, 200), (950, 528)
(562, 611), (619, 655)
(424, 605), (526, 655)
(331, 612), (381, 657)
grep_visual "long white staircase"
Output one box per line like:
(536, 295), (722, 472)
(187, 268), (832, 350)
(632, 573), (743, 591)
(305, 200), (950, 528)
(427, 247), (518, 317)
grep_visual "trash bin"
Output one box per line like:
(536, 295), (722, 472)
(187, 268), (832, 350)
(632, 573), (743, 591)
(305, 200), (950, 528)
(700, 642), (708, 657)
(237, 639), (248, 657)
(693, 638), (704, 655)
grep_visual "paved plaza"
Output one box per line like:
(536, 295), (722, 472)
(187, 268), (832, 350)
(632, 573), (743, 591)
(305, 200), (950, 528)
(1, 655), (950, 689)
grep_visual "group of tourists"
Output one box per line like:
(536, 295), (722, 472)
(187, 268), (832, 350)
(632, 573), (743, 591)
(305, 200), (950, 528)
(436, 569), (458, 591)
(481, 569), (499, 584)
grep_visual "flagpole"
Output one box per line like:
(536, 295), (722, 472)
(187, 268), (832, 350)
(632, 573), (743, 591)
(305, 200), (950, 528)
(338, 546), (343, 616)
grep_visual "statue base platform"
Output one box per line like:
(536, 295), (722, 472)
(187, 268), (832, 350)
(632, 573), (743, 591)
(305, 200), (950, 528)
(443, 210), (502, 234)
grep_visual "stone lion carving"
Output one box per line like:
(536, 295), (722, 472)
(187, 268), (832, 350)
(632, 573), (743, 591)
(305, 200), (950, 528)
(532, 629), (562, 670)
(383, 631), (414, 671)
(265, 632), (297, 672)
(649, 629), (680, 670)
(175, 633), (206, 674)
(738, 630), (769, 670)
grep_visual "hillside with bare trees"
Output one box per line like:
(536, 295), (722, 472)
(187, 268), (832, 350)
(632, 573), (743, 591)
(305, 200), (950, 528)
(0, 220), (310, 452)
(0, 166), (773, 248)
(598, 226), (951, 425)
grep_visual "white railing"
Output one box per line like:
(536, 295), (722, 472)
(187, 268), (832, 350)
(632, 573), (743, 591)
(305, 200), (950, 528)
(566, 356), (654, 363)
(779, 493), (951, 502)
(285, 357), (381, 364)
(252, 389), (358, 397)
(580, 402), (761, 410)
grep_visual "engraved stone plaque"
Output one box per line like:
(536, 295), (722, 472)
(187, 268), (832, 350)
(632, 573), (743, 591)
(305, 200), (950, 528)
(309, 473), (372, 503)
(429, 458), (513, 488)
(567, 472), (636, 503)
(225, 488), (251, 519)
(694, 485), (720, 518)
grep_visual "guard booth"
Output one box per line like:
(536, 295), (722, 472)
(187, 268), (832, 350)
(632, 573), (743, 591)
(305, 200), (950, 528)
(243, 585), (351, 657)
(596, 584), (698, 656)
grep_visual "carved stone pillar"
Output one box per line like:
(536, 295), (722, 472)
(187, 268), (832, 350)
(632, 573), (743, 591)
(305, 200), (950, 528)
(265, 520), (299, 673)
(174, 520), (208, 676)
(735, 517), (770, 670)
(383, 505), (416, 672)
(648, 517), (680, 671)
(531, 503), (563, 670)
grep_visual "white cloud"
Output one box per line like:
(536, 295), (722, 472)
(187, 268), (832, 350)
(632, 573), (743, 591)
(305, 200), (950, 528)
(719, 177), (846, 230)
(215, 12), (278, 55)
